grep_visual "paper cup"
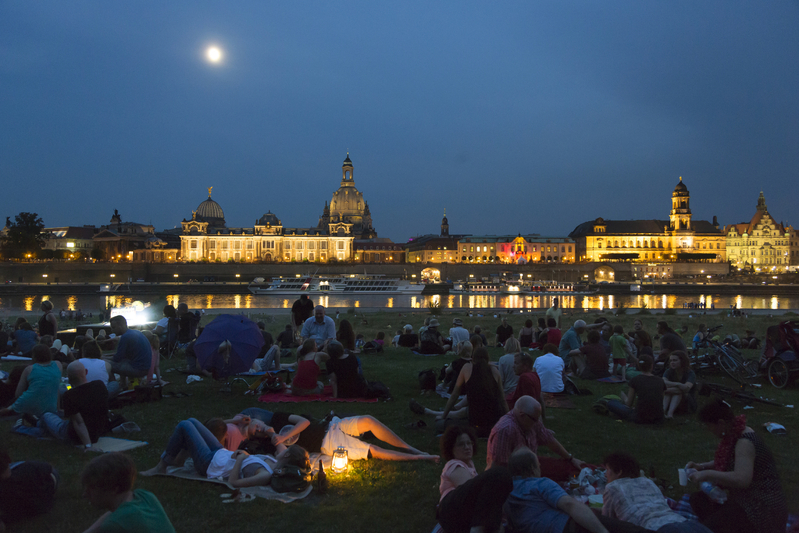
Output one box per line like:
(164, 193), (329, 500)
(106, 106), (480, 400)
(678, 468), (688, 486)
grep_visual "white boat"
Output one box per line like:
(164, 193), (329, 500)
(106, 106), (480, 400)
(248, 274), (424, 295)
(451, 281), (503, 294)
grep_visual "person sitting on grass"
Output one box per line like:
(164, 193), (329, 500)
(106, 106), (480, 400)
(602, 451), (712, 533)
(287, 339), (329, 396)
(373, 331), (386, 347)
(109, 315), (151, 388)
(662, 351), (697, 419)
(571, 329), (610, 380)
(506, 352), (543, 413)
(13, 361), (111, 449)
(534, 343), (566, 394)
(437, 425), (513, 533)
(0, 448), (59, 533)
(486, 396), (585, 481)
(326, 340), (367, 398)
(609, 325), (632, 381)
(420, 318), (451, 355)
(504, 447), (649, 533)
(473, 325), (488, 347)
(77, 340), (118, 398)
(12, 321), (38, 357)
(83, 452), (175, 533)
(241, 411), (439, 463)
(497, 337), (522, 396)
(411, 346), (508, 438)
(442, 340), (474, 394)
(692, 324), (708, 353)
(0, 344), (61, 420)
(605, 354), (664, 425)
(686, 398), (787, 533)
(397, 324), (419, 349)
(140, 330), (162, 387)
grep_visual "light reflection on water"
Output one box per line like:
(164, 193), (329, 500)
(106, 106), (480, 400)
(1, 293), (797, 313)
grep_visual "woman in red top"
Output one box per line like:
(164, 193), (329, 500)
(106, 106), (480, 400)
(289, 340), (329, 396)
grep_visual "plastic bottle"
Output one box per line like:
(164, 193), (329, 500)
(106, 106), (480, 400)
(700, 482), (727, 504)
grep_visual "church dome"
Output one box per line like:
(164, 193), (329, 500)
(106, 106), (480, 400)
(196, 188), (225, 226)
(673, 177), (689, 195)
(330, 186), (365, 217)
(257, 211), (281, 226)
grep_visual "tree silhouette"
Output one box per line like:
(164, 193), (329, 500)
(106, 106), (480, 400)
(2, 212), (46, 258)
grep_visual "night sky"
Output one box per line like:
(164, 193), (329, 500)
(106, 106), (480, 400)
(2, 1), (797, 242)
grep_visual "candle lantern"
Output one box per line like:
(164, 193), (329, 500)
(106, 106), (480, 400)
(331, 446), (348, 473)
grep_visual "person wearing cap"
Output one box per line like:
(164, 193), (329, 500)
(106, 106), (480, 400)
(420, 318), (451, 355)
(558, 319), (605, 369)
(449, 318), (470, 353)
(397, 324), (419, 349)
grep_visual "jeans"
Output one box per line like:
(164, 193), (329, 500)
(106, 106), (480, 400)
(162, 418), (223, 476)
(111, 360), (148, 378)
(12, 412), (70, 440)
(106, 380), (121, 398)
(239, 407), (274, 426)
(606, 400), (635, 421)
(657, 520), (714, 533)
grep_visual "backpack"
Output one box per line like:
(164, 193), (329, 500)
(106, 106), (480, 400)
(365, 380), (391, 400)
(362, 340), (383, 354)
(270, 465), (312, 493)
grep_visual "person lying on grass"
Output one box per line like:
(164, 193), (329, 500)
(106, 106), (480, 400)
(140, 418), (310, 488)
(238, 410), (440, 462)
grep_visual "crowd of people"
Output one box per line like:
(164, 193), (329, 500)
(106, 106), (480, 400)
(0, 298), (790, 533)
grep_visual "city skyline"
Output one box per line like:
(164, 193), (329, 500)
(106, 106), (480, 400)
(1, 2), (797, 241)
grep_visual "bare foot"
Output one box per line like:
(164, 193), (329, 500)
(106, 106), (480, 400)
(140, 461), (168, 476)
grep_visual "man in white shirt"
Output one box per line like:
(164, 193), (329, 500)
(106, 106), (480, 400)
(448, 318), (470, 352)
(545, 298), (563, 329)
(533, 343), (565, 394)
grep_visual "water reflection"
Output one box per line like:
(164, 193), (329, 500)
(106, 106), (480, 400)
(1, 292), (798, 313)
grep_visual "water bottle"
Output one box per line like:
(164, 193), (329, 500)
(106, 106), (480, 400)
(700, 482), (727, 504)
(316, 460), (328, 494)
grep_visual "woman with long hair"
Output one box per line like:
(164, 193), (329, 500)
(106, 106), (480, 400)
(336, 319), (355, 351)
(437, 425), (512, 533)
(662, 350), (696, 418)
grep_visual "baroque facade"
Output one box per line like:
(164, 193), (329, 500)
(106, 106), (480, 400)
(178, 155), (376, 263)
(569, 178), (726, 263)
(725, 192), (791, 271)
(458, 235), (575, 264)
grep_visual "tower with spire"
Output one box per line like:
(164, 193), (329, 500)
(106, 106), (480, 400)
(441, 209), (449, 237)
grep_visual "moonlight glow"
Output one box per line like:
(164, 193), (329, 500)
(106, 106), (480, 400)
(206, 46), (222, 63)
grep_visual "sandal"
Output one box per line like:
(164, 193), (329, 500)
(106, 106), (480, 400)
(409, 398), (425, 415)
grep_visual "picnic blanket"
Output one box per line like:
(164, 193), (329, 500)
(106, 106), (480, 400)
(542, 393), (576, 409)
(597, 376), (626, 383)
(411, 351), (440, 357)
(91, 437), (148, 453)
(152, 454), (330, 503)
(1, 355), (32, 362)
(259, 385), (377, 403)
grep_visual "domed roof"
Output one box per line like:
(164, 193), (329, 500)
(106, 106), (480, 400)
(195, 188), (225, 226)
(673, 176), (688, 194)
(257, 211), (281, 226)
(330, 186), (364, 217)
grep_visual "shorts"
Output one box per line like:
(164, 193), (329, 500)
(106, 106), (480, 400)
(613, 359), (627, 366)
(320, 416), (372, 461)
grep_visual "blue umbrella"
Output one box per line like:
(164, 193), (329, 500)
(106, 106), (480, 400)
(194, 314), (264, 376)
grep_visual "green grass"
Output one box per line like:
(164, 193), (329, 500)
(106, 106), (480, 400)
(2, 310), (798, 532)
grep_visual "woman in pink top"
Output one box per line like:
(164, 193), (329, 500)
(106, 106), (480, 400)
(437, 425), (512, 533)
(289, 339), (329, 396)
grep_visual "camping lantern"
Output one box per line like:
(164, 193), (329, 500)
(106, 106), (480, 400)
(331, 447), (348, 473)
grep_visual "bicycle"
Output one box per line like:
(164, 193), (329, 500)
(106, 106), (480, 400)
(691, 325), (759, 385)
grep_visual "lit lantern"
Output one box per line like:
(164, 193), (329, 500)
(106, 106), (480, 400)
(331, 446), (348, 473)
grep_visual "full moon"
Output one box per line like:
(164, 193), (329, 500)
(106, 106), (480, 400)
(206, 46), (222, 63)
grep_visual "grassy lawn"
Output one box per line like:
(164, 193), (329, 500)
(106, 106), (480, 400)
(2, 309), (797, 532)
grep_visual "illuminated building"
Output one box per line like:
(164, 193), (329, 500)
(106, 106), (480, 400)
(178, 155), (376, 262)
(725, 192), (791, 271)
(570, 178), (726, 263)
(457, 235), (575, 264)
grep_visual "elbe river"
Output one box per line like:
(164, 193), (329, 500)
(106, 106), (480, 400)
(1, 292), (796, 314)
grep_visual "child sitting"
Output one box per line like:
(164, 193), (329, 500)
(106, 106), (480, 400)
(82, 452), (175, 532)
(374, 331), (385, 347)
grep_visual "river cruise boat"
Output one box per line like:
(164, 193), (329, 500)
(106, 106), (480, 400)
(450, 281), (503, 294)
(248, 274), (424, 295)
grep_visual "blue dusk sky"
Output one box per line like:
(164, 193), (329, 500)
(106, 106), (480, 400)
(1, 1), (797, 242)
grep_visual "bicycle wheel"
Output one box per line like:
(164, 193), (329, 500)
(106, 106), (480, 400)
(716, 349), (746, 384)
